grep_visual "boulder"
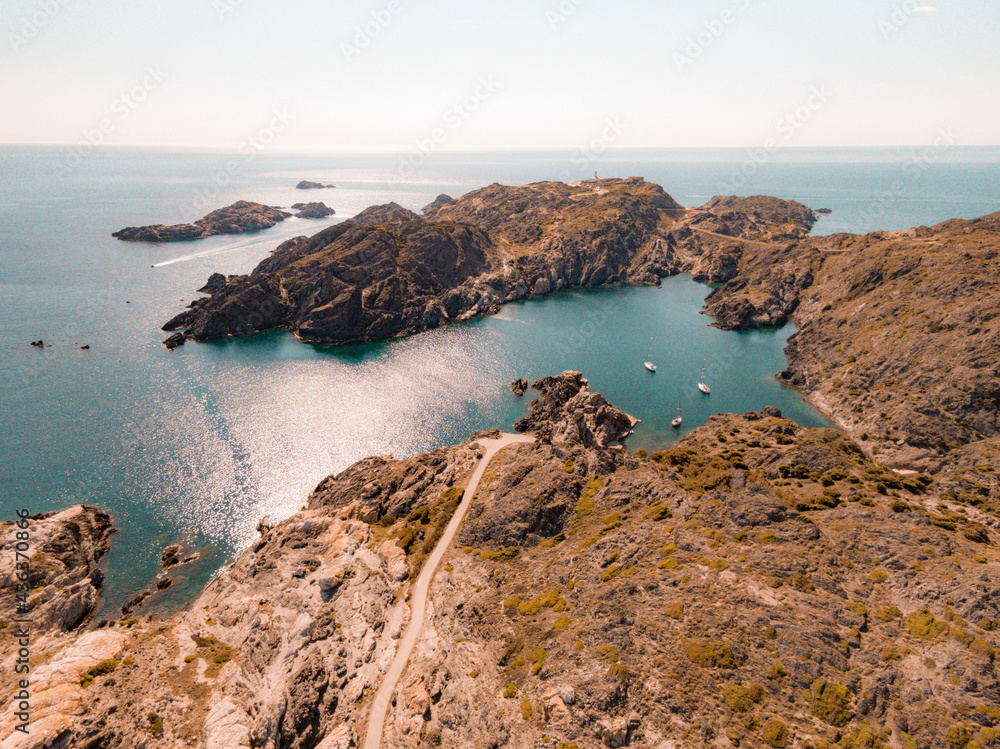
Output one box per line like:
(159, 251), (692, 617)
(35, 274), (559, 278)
(596, 717), (630, 747)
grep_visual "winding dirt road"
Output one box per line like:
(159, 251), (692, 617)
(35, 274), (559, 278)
(363, 432), (536, 749)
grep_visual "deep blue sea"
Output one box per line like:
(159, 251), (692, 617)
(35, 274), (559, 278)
(2, 146), (998, 614)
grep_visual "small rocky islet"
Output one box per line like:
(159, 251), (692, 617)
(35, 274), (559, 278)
(112, 199), (335, 243)
(4, 177), (999, 748)
(297, 180), (336, 190)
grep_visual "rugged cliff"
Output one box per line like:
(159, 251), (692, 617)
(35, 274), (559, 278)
(3, 374), (998, 749)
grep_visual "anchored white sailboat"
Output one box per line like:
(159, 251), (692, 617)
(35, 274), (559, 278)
(644, 337), (657, 372)
(698, 367), (711, 394)
(671, 406), (683, 428)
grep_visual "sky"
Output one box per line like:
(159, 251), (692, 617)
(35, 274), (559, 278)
(0, 0), (997, 152)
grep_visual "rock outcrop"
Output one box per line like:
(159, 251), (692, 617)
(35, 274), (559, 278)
(113, 201), (291, 242)
(297, 180), (335, 190)
(514, 371), (638, 448)
(160, 178), (816, 348)
(0, 505), (114, 635)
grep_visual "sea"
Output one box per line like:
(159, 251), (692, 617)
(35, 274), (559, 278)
(2, 145), (998, 615)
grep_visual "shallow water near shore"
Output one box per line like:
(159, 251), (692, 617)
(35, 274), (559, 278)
(2, 146), (998, 614)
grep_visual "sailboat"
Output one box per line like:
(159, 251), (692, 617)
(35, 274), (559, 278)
(644, 337), (657, 373)
(698, 367), (711, 394)
(671, 406), (683, 428)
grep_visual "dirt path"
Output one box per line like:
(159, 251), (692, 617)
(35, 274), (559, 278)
(363, 432), (536, 749)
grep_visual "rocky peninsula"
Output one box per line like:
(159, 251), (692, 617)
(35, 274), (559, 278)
(160, 178), (817, 346)
(2, 372), (998, 749)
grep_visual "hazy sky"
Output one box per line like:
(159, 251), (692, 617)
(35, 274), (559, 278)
(1, 0), (997, 151)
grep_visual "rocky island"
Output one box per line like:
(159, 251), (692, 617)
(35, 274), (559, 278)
(2, 371), (998, 749)
(113, 200), (336, 243)
(113, 201), (292, 243)
(298, 180), (336, 190)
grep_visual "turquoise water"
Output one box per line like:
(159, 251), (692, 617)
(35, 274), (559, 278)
(2, 146), (998, 614)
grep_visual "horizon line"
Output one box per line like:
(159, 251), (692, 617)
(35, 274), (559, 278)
(2, 142), (999, 157)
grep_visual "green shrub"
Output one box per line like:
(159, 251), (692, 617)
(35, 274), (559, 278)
(599, 566), (621, 582)
(946, 725), (972, 748)
(762, 718), (790, 748)
(683, 639), (739, 669)
(596, 644), (619, 663)
(520, 698), (532, 720)
(517, 588), (563, 616)
(80, 658), (119, 688)
(810, 678), (853, 726)
(503, 684), (517, 698)
(575, 475), (604, 518)
(147, 712), (163, 736)
(723, 685), (754, 713)
(963, 523), (990, 544)
(767, 663), (786, 679)
(644, 502), (672, 521)
(664, 602), (684, 620)
(478, 546), (521, 562)
(905, 609), (949, 640)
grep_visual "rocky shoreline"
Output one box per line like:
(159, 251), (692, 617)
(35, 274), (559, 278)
(2, 372), (998, 748)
